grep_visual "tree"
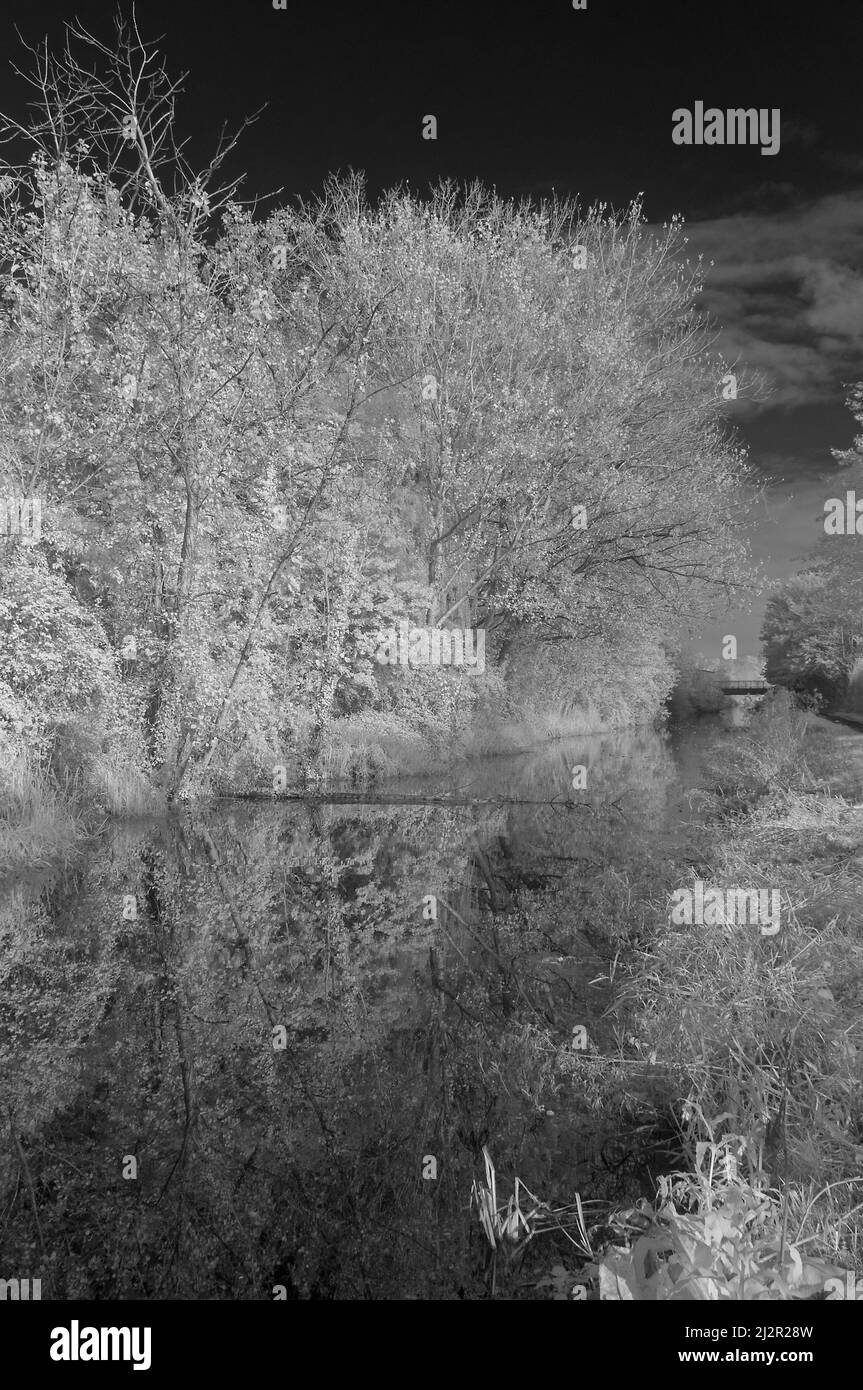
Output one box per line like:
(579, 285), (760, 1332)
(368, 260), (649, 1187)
(0, 16), (759, 807)
(762, 384), (863, 708)
(304, 181), (755, 659)
(0, 16), (380, 798)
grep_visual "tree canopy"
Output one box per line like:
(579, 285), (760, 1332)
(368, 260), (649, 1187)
(0, 15), (756, 803)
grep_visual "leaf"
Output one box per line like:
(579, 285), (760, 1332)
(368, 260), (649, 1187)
(599, 1254), (635, 1301)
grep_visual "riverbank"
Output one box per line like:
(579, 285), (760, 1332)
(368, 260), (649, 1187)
(0, 743), (161, 877)
(1, 696), (667, 877)
(555, 696), (863, 1298)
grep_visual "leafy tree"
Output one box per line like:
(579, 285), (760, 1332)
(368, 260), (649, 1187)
(311, 181), (755, 655)
(762, 569), (863, 706)
(762, 384), (863, 707)
(0, 15), (757, 811)
(0, 18), (378, 798)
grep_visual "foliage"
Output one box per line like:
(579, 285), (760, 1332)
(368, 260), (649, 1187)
(0, 15), (754, 847)
(762, 567), (863, 707)
(668, 656), (730, 718)
(588, 1144), (842, 1300)
(762, 384), (863, 708)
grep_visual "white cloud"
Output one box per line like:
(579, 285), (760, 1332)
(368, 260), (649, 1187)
(673, 191), (863, 409)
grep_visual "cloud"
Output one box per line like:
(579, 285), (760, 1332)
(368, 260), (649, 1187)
(799, 259), (863, 338)
(673, 191), (863, 409)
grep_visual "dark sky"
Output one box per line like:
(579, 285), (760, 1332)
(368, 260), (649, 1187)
(2, 0), (861, 663)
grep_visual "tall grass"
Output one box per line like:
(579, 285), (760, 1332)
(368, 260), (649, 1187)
(89, 750), (164, 816)
(615, 695), (863, 1281)
(0, 736), (162, 874)
(0, 745), (84, 872)
(467, 693), (863, 1296)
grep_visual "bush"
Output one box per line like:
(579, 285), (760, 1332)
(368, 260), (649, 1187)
(588, 1144), (845, 1300)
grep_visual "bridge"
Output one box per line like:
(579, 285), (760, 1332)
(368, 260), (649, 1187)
(693, 670), (773, 696)
(720, 679), (773, 695)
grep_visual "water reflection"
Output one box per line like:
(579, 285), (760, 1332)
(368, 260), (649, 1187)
(1, 724), (726, 1299)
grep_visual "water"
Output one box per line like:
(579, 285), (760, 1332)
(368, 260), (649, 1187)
(1, 717), (743, 1300)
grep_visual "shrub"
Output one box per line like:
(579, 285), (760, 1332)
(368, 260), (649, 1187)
(588, 1142), (845, 1300)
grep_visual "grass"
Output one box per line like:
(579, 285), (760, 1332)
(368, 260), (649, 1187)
(314, 699), (662, 788)
(470, 1145), (594, 1255)
(89, 751), (164, 816)
(0, 747), (85, 873)
(583, 1148), (851, 1300)
(470, 702), (653, 754)
(467, 691), (863, 1297)
(318, 711), (433, 783)
(470, 1134), (855, 1300)
(0, 738), (163, 875)
(617, 699), (863, 1288)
